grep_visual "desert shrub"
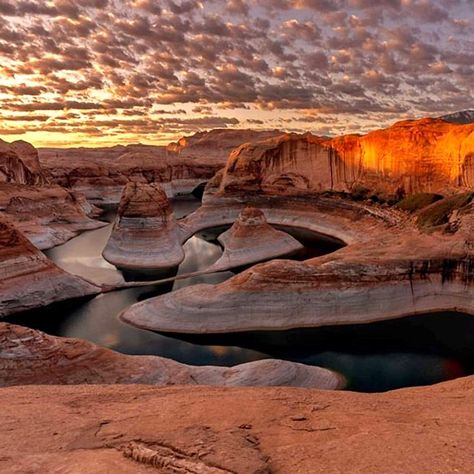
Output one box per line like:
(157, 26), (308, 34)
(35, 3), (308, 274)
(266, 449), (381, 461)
(416, 192), (474, 229)
(395, 193), (444, 212)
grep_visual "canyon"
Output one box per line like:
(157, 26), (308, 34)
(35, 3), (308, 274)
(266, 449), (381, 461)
(1, 115), (474, 472)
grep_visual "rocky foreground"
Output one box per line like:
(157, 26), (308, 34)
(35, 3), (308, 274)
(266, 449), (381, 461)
(0, 377), (473, 473)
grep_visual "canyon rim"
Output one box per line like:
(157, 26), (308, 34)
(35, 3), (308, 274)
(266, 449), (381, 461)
(1, 1), (474, 473)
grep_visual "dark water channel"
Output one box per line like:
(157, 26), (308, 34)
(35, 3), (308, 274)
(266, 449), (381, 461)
(9, 197), (474, 392)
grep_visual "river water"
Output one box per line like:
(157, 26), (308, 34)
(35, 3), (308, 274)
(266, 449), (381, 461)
(10, 197), (474, 392)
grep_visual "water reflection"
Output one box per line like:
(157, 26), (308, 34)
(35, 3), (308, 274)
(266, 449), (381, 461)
(12, 196), (473, 392)
(32, 197), (262, 367)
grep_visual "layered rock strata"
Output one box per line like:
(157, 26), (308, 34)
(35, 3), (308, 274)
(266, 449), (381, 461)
(0, 323), (344, 389)
(122, 188), (474, 334)
(0, 377), (473, 473)
(102, 182), (184, 275)
(220, 119), (474, 197)
(208, 207), (304, 272)
(0, 216), (100, 317)
(0, 183), (106, 249)
(39, 130), (282, 206)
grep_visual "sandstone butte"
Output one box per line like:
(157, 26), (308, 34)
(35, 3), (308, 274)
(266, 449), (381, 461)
(208, 206), (304, 272)
(106, 206), (303, 289)
(0, 376), (472, 473)
(0, 215), (100, 318)
(38, 129), (282, 206)
(121, 118), (474, 335)
(0, 323), (344, 390)
(102, 182), (185, 275)
(0, 138), (46, 186)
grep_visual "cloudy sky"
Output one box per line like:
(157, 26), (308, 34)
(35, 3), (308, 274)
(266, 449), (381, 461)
(0, 0), (472, 147)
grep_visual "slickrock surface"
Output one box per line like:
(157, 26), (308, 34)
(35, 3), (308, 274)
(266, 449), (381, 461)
(0, 323), (344, 390)
(39, 130), (281, 206)
(0, 217), (100, 318)
(102, 183), (184, 273)
(209, 207), (304, 272)
(0, 138), (46, 185)
(122, 187), (474, 334)
(220, 119), (474, 197)
(0, 183), (106, 249)
(122, 193), (474, 334)
(0, 377), (473, 473)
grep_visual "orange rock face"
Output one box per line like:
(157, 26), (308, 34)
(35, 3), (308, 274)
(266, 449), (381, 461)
(0, 139), (46, 186)
(220, 119), (474, 198)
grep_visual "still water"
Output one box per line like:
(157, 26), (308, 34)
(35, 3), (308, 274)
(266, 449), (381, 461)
(10, 197), (474, 392)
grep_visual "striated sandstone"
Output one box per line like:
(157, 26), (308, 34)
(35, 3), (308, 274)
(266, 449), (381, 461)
(122, 190), (474, 334)
(0, 377), (473, 473)
(0, 323), (344, 389)
(208, 206), (304, 272)
(102, 182), (184, 274)
(219, 119), (474, 198)
(0, 183), (106, 249)
(0, 216), (100, 317)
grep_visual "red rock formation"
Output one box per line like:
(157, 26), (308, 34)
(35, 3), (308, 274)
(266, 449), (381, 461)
(0, 138), (46, 185)
(0, 216), (100, 317)
(121, 191), (474, 335)
(219, 119), (474, 198)
(0, 323), (344, 389)
(0, 183), (106, 249)
(102, 182), (184, 274)
(0, 377), (473, 472)
(39, 130), (283, 206)
(209, 207), (304, 272)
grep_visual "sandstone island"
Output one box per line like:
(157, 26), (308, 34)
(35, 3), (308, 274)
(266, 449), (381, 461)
(1, 113), (474, 472)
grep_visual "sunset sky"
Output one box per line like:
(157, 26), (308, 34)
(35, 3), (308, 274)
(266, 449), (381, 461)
(0, 0), (472, 147)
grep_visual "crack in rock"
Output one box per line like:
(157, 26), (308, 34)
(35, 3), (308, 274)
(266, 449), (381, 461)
(121, 441), (236, 473)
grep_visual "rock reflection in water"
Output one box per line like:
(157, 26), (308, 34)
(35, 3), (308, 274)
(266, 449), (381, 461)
(22, 196), (472, 391)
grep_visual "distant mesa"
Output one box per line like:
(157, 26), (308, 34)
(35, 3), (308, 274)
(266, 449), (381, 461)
(38, 129), (283, 207)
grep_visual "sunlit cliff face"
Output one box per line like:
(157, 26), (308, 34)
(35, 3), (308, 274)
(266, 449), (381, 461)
(0, 0), (472, 147)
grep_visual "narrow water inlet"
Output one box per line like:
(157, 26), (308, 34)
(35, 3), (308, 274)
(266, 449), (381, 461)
(6, 197), (472, 392)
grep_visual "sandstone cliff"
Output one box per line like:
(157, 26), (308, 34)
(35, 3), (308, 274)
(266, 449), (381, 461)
(39, 130), (282, 206)
(0, 138), (46, 185)
(219, 119), (474, 198)
(0, 183), (106, 249)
